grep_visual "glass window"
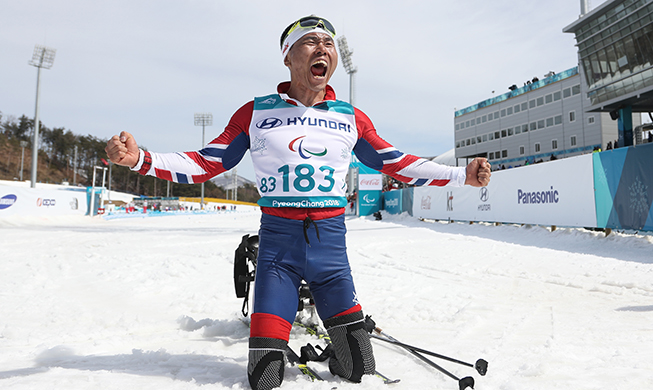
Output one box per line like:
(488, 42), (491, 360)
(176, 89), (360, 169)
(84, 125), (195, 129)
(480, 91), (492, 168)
(545, 94), (553, 104)
(507, 107), (513, 115)
(529, 100), (536, 108)
(482, 115), (487, 123)
(466, 139), (470, 146)
(537, 97), (544, 106)
(489, 152), (494, 159)
(472, 138), (476, 145)
(508, 128), (514, 136)
(588, 116), (595, 124)
(496, 151), (500, 159)
(466, 120), (470, 127)
(530, 122), (537, 131)
(476, 117), (481, 125)
(546, 118), (554, 127)
(563, 88), (572, 98)
(501, 129), (507, 138)
(515, 126), (521, 134)
(572, 85), (581, 95)
(553, 91), (561, 101)
(538, 120), (545, 129)
(456, 124), (460, 131)
(520, 146), (525, 155)
(569, 111), (576, 122)
(456, 142), (460, 148)
(535, 142), (541, 152)
(523, 124), (529, 133)
(502, 150), (508, 158)
(555, 115), (562, 125)
(571, 135), (577, 146)
(521, 102), (528, 111)
(501, 109), (506, 117)
(514, 104), (521, 113)
(495, 131), (500, 139)
(489, 132), (494, 140)
(494, 111), (499, 120)
(552, 139), (558, 150)
(477, 136), (482, 143)
(482, 134), (487, 142)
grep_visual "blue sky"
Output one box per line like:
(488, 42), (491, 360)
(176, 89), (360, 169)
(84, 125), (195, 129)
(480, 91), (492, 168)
(0, 0), (601, 181)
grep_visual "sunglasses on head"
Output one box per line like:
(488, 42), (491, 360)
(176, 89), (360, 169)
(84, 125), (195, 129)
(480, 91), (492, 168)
(280, 16), (336, 48)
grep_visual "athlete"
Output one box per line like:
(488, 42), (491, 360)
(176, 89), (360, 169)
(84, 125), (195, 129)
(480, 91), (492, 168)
(105, 15), (491, 390)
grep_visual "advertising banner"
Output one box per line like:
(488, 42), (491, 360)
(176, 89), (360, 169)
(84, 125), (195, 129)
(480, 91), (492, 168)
(593, 143), (653, 230)
(357, 174), (383, 216)
(413, 154), (596, 227)
(0, 185), (87, 217)
(358, 174), (382, 190)
(358, 190), (382, 216)
(383, 190), (402, 214)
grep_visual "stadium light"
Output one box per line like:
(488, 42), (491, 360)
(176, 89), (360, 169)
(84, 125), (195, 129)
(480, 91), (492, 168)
(337, 36), (357, 106)
(194, 113), (213, 209)
(28, 45), (56, 188)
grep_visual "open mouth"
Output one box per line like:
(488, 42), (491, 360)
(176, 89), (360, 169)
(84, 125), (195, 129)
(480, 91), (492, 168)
(311, 60), (328, 78)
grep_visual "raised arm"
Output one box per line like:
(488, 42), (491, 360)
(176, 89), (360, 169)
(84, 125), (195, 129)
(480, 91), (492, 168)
(104, 102), (254, 184)
(353, 108), (490, 188)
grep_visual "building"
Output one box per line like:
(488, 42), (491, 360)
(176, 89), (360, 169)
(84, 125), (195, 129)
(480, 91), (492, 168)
(563, 0), (653, 147)
(453, 0), (651, 169)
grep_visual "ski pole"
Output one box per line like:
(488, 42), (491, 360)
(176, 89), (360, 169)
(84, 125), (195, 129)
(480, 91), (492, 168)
(373, 326), (474, 390)
(370, 333), (488, 376)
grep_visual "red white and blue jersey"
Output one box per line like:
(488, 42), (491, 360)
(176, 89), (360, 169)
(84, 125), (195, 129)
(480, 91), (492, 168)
(132, 82), (466, 220)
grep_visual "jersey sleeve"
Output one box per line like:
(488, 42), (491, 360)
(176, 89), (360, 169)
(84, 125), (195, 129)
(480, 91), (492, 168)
(352, 108), (466, 187)
(132, 101), (254, 184)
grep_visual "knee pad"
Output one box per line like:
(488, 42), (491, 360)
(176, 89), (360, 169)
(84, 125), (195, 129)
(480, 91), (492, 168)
(323, 310), (376, 382)
(248, 337), (286, 390)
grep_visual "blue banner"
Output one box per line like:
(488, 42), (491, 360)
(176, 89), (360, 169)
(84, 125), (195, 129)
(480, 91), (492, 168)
(593, 143), (653, 230)
(383, 190), (402, 214)
(358, 190), (382, 216)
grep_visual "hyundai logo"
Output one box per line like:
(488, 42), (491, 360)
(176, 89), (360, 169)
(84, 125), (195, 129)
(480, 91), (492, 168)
(479, 187), (489, 202)
(256, 117), (283, 129)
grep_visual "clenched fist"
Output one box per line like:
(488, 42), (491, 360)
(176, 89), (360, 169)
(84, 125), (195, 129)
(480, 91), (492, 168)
(105, 131), (140, 168)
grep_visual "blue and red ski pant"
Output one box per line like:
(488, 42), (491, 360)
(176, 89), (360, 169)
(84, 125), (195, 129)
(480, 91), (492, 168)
(250, 212), (360, 340)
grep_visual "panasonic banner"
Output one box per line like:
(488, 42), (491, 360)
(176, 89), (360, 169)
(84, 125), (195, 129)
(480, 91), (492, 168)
(358, 174), (383, 216)
(413, 154), (597, 227)
(0, 185), (87, 217)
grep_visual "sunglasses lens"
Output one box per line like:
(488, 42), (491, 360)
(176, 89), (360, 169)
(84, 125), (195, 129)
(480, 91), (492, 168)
(298, 17), (320, 28)
(298, 17), (335, 35)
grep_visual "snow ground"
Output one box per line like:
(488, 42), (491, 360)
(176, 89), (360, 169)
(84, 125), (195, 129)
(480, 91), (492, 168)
(1, 210), (652, 390)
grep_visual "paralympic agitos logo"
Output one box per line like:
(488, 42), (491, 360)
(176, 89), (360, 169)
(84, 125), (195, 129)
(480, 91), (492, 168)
(288, 136), (327, 159)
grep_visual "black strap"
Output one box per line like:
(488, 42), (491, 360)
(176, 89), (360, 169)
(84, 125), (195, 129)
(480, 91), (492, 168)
(299, 343), (333, 364)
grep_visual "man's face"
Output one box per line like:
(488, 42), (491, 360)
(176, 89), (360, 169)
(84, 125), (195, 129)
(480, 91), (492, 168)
(284, 32), (338, 92)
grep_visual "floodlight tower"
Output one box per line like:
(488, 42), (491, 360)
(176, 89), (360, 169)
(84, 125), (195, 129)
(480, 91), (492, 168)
(28, 45), (56, 188)
(337, 36), (357, 106)
(194, 113), (213, 209)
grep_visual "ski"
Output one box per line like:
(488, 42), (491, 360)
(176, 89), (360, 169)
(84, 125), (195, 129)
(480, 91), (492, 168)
(285, 343), (325, 382)
(294, 320), (401, 384)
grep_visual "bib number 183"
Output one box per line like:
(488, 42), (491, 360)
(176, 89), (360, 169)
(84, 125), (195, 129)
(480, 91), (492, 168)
(259, 164), (335, 193)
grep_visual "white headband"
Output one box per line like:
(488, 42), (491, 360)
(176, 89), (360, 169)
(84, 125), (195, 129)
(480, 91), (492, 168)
(281, 26), (333, 59)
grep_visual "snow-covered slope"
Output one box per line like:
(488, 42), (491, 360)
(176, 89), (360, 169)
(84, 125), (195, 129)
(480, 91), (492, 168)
(1, 211), (651, 389)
